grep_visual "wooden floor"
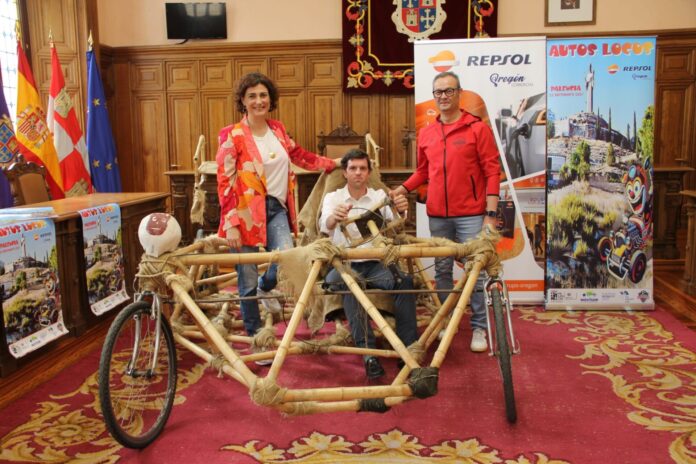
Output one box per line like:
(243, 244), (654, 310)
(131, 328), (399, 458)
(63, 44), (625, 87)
(0, 264), (694, 411)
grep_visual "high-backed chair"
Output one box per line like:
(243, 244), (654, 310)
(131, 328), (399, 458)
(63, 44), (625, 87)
(317, 123), (366, 160)
(4, 154), (51, 206)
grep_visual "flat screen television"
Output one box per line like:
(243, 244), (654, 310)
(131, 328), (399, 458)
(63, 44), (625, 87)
(166, 2), (227, 40)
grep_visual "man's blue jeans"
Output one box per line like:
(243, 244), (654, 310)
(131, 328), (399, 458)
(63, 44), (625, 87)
(235, 196), (293, 335)
(429, 215), (487, 330)
(324, 261), (418, 350)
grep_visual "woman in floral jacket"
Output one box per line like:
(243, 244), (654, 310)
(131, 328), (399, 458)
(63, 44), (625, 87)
(216, 72), (337, 341)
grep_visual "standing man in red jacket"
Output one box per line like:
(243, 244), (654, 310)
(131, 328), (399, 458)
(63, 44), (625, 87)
(391, 71), (500, 352)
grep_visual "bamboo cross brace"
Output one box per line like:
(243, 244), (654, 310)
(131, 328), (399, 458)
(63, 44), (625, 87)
(266, 260), (323, 382)
(169, 280), (257, 386)
(331, 258), (419, 369)
(430, 261), (483, 368)
(173, 332), (248, 387)
(282, 383), (412, 403)
(176, 245), (478, 267)
(420, 276), (468, 350)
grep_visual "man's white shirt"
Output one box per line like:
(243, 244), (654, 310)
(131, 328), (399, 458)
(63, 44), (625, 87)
(319, 185), (393, 250)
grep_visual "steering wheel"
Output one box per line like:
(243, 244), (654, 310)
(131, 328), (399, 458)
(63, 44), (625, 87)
(338, 196), (405, 247)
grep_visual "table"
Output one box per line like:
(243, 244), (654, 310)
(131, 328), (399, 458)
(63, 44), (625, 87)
(0, 192), (169, 376)
(653, 166), (694, 259)
(681, 190), (696, 295)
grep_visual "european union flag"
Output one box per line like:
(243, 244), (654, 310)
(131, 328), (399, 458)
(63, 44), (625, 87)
(86, 49), (121, 192)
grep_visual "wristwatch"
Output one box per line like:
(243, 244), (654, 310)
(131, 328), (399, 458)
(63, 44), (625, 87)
(485, 210), (497, 218)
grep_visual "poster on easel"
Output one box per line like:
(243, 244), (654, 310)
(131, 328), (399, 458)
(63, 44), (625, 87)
(545, 37), (656, 310)
(79, 204), (129, 315)
(0, 219), (67, 358)
(414, 37), (547, 304)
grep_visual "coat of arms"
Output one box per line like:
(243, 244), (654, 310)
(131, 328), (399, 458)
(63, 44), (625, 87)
(391, 0), (447, 42)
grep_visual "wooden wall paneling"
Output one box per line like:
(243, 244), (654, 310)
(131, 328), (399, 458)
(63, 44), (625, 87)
(654, 83), (695, 166)
(111, 61), (135, 191)
(306, 55), (342, 87)
(200, 60), (233, 90)
(271, 57), (306, 89)
(130, 61), (164, 92)
(347, 94), (377, 139)
(308, 89), (343, 152)
(132, 93), (168, 193)
(201, 93), (235, 160)
(167, 92), (201, 171)
(384, 94), (415, 167)
(276, 89), (308, 149)
(233, 58), (268, 83)
(166, 60), (199, 91)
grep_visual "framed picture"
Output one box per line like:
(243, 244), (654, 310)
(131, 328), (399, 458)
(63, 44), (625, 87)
(545, 0), (596, 26)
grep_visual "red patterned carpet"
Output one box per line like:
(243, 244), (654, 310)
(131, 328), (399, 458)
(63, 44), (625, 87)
(1, 306), (695, 463)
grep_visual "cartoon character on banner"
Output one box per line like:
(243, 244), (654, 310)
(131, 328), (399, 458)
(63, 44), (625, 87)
(597, 158), (653, 284)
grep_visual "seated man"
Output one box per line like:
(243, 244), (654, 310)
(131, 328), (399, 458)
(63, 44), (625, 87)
(320, 149), (418, 379)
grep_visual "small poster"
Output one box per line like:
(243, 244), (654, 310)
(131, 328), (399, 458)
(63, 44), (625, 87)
(0, 219), (68, 358)
(79, 204), (128, 315)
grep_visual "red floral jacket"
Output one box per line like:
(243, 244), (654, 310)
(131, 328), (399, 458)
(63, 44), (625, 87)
(216, 118), (336, 247)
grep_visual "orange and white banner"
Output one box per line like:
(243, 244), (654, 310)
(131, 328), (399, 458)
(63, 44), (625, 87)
(47, 46), (92, 197)
(414, 37), (547, 304)
(15, 41), (64, 199)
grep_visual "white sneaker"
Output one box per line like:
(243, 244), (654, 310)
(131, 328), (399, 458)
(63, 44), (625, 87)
(255, 358), (273, 366)
(257, 288), (282, 314)
(470, 328), (488, 352)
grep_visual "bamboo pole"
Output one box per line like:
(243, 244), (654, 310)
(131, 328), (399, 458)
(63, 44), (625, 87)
(276, 400), (360, 415)
(420, 276), (467, 349)
(176, 245), (477, 267)
(267, 260), (323, 382)
(332, 258), (419, 369)
(430, 261), (483, 368)
(282, 383), (412, 402)
(173, 333), (248, 386)
(169, 280), (257, 386)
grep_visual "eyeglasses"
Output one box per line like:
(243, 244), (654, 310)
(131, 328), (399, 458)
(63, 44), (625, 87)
(432, 87), (459, 98)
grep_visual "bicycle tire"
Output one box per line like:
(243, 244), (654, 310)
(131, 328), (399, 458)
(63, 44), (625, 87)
(98, 300), (177, 448)
(491, 287), (517, 423)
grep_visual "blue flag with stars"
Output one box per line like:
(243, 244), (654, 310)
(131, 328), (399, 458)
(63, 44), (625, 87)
(86, 49), (121, 192)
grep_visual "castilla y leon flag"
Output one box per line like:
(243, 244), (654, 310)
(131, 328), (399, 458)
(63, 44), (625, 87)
(86, 48), (121, 192)
(15, 41), (64, 199)
(48, 45), (92, 197)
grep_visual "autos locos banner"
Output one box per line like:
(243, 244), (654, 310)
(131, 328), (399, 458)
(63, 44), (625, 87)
(0, 219), (68, 358)
(414, 37), (547, 303)
(79, 204), (129, 315)
(545, 37), (656, 310)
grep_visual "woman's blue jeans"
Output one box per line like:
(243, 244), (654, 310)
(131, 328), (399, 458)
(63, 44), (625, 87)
(235, 196), (293, 335)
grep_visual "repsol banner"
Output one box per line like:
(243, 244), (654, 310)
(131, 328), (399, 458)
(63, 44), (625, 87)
(545, 37), (656, 310)
(414, 37), (547, 303)
(79, 204), (129, 315)
(0, 219), (68, 358)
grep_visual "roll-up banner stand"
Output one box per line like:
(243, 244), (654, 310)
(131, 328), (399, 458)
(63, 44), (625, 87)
(545, 37), (656, 310)
(414, 37), (547, 304)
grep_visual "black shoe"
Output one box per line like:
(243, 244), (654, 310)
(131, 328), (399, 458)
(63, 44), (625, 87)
(364, 356), (385, 379)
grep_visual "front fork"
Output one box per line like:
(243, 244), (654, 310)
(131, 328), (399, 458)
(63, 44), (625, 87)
(126, 292), (163, 379)
(483, 277), (520, 357)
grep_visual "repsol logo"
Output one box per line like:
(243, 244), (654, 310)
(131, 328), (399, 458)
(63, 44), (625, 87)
(467, 54), (532, 66)
(623, 65), (651, 71)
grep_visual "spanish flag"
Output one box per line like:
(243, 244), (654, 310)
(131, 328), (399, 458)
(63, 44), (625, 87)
(15, 40), (64, 199)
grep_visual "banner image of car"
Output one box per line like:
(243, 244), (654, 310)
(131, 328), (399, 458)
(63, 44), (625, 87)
(545, 37), (656, 310)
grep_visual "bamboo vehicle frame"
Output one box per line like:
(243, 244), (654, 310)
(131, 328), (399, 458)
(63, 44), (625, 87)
(97, 207), (518, 449)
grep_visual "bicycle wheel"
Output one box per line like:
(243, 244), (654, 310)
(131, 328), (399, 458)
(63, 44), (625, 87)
(98, 300), (177, 448)
(491, 286), (517, 423)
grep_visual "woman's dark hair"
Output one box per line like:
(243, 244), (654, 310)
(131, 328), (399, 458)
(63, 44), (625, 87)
(340, 148), (372, 171)
(235, 72), (278, 113)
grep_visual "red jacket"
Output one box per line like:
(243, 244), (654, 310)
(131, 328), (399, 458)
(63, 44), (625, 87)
(403, 111), (500, 217)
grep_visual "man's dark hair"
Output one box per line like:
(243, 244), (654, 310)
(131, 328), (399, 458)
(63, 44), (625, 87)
(235, 72), (278, 113)
(340, 148), (372, 171)
(432, 71), (461, 89)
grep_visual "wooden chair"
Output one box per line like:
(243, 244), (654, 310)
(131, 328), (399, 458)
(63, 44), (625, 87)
(317, 123), (366, 160)
(4, 154), (51, 206)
